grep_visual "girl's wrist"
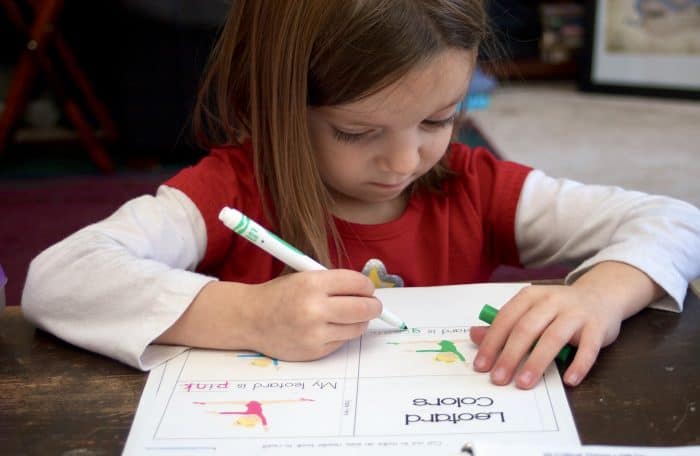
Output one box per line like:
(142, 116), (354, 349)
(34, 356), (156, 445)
(205, 280), (264, 351)
(157, 280), (262, 352)
(572, 261), (662, 319)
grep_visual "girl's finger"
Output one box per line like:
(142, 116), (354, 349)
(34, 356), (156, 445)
(488, 304), (558, 385)
(323, 269), (376, 297)
(514, 315), (581, 389)
(326, 321), (370, 342)
(321, 340), (346, 357)
(325, 296), (382, 324)
(469, 325), (488, 345)
(473, 287), (540, 372)
(562, 323), (604, 386)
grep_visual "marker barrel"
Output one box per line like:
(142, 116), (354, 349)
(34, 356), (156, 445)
(219, 207), (325, 271)
(478, 304), (574, 364)
(219, 207), (406, 329)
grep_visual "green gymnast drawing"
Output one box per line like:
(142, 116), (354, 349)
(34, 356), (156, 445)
(237, 352), (280, 367)
(388, 339), (469, 364)
(416, 340), (467, 363)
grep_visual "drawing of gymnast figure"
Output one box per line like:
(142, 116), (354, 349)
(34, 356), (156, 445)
(388, 338), (469, 365)
(236, 352), (280, 368)
(194, 398), (314, 429)
(416, 340), (467, 363)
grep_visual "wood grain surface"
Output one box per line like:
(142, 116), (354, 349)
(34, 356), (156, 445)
(1, 290), (698, 454)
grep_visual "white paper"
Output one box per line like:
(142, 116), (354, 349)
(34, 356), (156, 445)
(467, 441), (700, 456)
(124, 283), (580, 455)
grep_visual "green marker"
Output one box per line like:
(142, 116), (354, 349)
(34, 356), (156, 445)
(479, 304), (575, 364)
(219, 206), (408, 330)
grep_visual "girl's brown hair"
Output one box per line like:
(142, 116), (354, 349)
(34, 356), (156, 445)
(193, 0), (491, 267)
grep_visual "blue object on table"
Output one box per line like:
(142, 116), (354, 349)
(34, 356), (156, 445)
(0, 264), (6, 311)
(469, 65), (498, 94)
(459, 65), (497, 112)
(464, 93), (491, 111)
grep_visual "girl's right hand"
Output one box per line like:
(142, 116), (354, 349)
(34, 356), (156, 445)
(243, 269), (381, 361)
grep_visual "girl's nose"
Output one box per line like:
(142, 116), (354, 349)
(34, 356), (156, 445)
(380, 134), (421, 175)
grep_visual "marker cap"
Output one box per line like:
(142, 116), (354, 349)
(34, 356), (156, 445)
(479, 304), (498, 325)
(556, 345), (574, 364)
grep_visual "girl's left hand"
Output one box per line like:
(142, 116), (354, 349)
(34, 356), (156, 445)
(469, 261), (663, 389)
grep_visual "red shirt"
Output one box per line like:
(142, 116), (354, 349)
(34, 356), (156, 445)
(166, 143), (531, 286)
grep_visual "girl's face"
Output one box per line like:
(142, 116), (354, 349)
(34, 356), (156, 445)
(308, 48), (475, 224)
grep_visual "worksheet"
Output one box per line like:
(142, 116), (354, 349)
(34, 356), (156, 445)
(124, 283), (580, 455)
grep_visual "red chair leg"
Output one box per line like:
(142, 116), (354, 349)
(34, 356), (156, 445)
(0, 50), (40, 154)
(0, 0), (116, 173)
(54, 34), (119, 142)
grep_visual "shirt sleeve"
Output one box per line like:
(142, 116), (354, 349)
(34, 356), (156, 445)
(448, 144), (532, 270)
(21, 185), (214, 370)
(515, 169), (700, 311)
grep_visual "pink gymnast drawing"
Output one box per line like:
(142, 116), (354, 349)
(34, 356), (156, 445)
(193, 398), (314, 429)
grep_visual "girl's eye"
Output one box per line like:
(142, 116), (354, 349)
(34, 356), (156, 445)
(422, 113), (457, 129)
(332, 113), (456, 144)
(332, 128), (369, 143)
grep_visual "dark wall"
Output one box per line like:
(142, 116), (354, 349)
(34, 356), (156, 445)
(1, 1), (574, 166)
(1, 1), (226, 165)
(63, 2), (226, 164)
(488, 0), (545, 60)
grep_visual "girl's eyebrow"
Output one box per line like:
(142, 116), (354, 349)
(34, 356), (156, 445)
(332, 93), (467, 128)
(432, 94), (467, 113)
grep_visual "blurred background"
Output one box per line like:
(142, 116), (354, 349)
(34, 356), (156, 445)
(0, 0), (591, 170)
(1, 0), (698, 306)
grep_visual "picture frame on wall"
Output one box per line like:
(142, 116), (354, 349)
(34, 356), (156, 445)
(580, 0), (700, 100)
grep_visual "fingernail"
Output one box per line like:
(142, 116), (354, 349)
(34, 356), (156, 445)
(565, 372), (579, 385)
(492, 367), (506, 383)
(474, 355), (486, 370)
(518, 370), (533, 386)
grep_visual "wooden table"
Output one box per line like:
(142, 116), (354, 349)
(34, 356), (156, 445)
(2, 292), (699, 454)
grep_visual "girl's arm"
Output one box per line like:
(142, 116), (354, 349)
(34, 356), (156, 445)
(516, 169), (700, 308)
(471, 170), (700, 389)
(471, 260), (663, 388)
(22, 186), (380, 369)
(22, 186), (216, 369)
(155, 267), (380, 362)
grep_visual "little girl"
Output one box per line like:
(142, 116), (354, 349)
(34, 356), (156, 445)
(22, 0), (700, 390)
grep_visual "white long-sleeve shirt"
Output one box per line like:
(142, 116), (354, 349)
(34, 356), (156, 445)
(21, 170), (700, 370)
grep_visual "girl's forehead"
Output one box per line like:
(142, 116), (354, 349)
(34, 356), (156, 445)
(324, 48), (475, 122)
